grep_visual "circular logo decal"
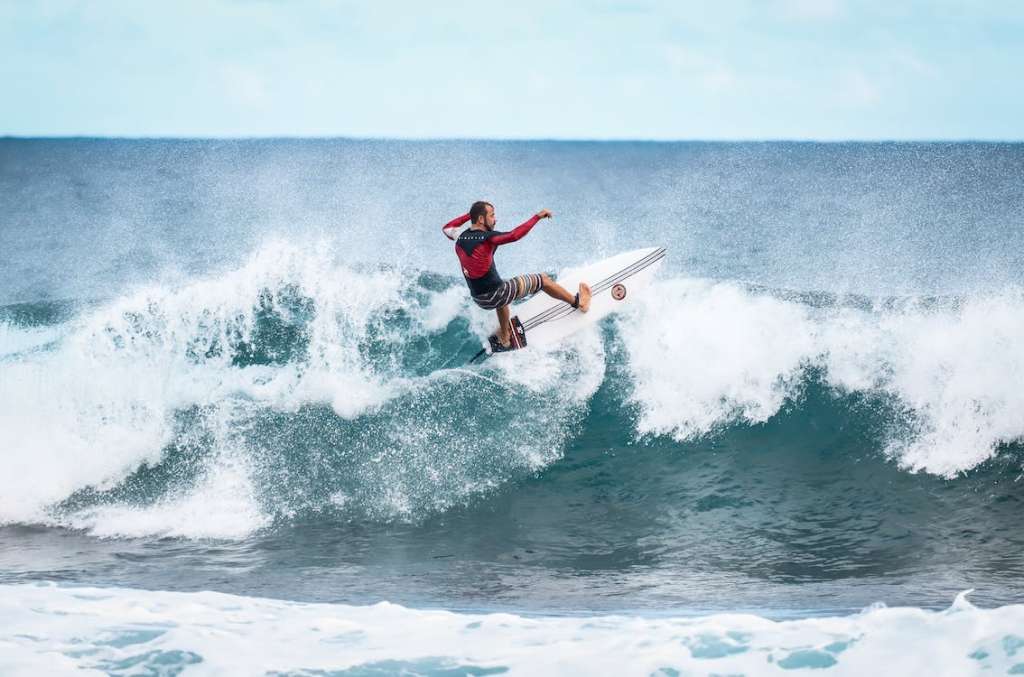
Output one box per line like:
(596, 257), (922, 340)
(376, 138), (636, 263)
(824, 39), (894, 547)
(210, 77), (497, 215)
(611, 283), (627, 301)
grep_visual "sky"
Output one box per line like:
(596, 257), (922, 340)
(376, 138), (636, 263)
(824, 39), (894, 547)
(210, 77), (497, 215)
(2, 0), (1022, 140)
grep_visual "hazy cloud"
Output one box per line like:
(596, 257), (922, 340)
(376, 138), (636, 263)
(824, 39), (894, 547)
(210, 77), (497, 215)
(663, 45), (739, 93)
(836, 69), (880, 107)
(1, 0), (1020, 139)
(220, 64), (269, 107)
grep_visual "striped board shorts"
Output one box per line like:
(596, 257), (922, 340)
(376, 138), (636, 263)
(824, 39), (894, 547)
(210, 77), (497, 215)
(471, 273), (544, 310)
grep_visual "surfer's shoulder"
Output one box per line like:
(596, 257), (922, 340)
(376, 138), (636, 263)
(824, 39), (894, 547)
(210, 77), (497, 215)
(458, 229), (492, 242)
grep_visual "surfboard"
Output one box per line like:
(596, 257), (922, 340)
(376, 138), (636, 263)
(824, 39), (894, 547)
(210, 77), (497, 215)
(469, 247), (666, 362)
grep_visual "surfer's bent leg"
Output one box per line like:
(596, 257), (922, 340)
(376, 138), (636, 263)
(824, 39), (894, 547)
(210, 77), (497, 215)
(496, 305), (512, 346)
(494, 274), (542, 346)
(481, 274), (586, 347)
(540, 274), (591, 312)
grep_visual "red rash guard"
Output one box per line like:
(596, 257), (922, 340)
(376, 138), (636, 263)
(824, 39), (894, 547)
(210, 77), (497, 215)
(442, 213), (541, 296)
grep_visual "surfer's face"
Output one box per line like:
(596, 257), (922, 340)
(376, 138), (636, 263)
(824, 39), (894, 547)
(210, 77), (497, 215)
(484, 204), (496, 230)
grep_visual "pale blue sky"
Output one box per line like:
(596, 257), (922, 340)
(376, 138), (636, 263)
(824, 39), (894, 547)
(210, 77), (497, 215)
(3, 0), (1022, 139)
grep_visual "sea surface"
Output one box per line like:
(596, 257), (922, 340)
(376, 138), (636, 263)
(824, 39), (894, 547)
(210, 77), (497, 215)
(1, 139), (1023, 674)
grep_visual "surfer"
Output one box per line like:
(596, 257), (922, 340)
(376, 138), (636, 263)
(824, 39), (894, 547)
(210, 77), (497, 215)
(443, 201), (591, 348)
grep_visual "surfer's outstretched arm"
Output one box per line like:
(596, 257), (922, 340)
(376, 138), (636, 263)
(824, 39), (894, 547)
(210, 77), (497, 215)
(489, 210), (551, 246)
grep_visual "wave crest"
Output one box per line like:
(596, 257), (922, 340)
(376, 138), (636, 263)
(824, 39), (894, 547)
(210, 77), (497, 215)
(620, 278), (1024, 476)
(2, 242), (1023, 538)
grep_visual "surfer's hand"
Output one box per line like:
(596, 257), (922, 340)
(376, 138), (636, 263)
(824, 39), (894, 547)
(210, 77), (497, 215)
(536, 209), (553, 219)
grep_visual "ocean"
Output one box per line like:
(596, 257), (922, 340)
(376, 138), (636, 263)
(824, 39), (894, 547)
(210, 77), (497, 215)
(1, 138), (1023, 674)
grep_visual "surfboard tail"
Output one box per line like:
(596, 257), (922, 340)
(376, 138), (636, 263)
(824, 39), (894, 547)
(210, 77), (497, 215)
(470, 316), (527, 364)
(488, 316), (527, 353)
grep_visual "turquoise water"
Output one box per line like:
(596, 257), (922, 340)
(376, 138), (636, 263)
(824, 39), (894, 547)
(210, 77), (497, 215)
(1, 140), (1023, 626)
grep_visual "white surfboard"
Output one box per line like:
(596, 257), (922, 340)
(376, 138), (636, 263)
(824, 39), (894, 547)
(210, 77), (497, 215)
(471, 247), (666, 361)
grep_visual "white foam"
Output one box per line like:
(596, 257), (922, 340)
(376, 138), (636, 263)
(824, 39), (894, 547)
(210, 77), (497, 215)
(620, 278), (814, 439)
(0, 356), (173, 525)
(415, 284), (467, 333)
(0, 321), (65, 359)
(621, 279), (1024, 476)
(0, 240), (462, 533)
(2, 584), (1023, 676)
(66, 447), (268, 540)
(0, 239), (606, 535)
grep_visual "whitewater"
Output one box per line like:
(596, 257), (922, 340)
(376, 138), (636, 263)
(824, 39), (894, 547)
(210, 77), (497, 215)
(4, 584), (1024, 676)
(3, 242), (1024, 533)
(1, 139), (1023, 673)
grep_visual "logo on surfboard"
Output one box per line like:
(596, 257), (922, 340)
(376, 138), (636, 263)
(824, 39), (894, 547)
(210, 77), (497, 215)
(611, 283), (627, 300)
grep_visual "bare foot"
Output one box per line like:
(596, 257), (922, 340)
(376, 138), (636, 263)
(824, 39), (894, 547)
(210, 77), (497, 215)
(497, 330), (511, 347)
(577, 282), (592, 312)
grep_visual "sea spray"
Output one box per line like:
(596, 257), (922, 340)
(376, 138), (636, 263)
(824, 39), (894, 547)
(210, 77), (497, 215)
(620, 278), (1024, 476)
(0, 242), (604, 535)
(1, 243), (1024, 540)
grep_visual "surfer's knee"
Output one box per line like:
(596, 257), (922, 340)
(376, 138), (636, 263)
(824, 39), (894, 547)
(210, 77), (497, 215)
(540, 273), (554, 288)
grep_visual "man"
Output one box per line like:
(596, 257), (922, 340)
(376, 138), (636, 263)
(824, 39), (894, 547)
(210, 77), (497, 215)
(443, 201), (591, 348)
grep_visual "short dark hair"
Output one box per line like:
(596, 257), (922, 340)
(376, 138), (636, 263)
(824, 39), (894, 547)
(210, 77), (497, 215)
(469, 201), (492, 225)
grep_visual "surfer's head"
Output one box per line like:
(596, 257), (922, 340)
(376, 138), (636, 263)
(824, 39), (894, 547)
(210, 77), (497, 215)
(470, 201), (496, 230)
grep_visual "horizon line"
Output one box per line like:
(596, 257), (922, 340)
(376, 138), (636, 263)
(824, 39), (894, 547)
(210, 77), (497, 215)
(2, 135), (1022, 144)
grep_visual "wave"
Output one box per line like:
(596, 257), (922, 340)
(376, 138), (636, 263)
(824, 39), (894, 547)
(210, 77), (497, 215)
(1, 241), (1022, 539)
(618, 277), (1024, 475)
(3, 583), (1024, 675)
(0, 241), (603, 537)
